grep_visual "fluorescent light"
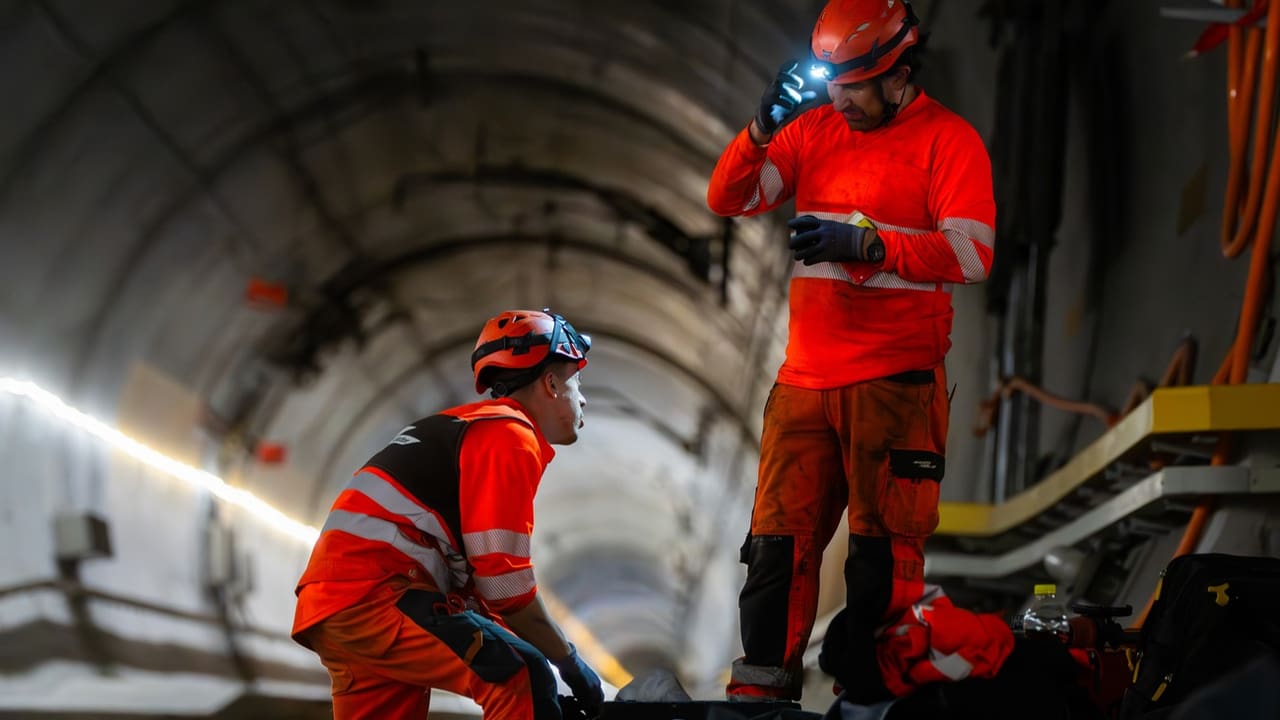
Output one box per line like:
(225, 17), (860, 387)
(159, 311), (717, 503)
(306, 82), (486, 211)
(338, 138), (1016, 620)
(0, 377), (318, 544)
(1, 377), (631, 686)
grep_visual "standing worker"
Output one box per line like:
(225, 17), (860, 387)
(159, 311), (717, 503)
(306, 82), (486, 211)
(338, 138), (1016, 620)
(291, 309), (605, 719)
(707, 0), (996, 704)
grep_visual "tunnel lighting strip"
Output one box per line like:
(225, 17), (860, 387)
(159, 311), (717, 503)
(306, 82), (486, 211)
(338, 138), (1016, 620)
(1, 377), (632, 686)
(0, 377), (319, 544)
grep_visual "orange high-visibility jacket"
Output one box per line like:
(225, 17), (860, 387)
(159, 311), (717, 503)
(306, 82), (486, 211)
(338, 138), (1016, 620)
(876, 584), (1015, 696)
(707, 90), (996, 389)
(292, 399), (553, 641)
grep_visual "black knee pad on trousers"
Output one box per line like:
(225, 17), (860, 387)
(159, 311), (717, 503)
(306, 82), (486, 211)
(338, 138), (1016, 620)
(819, 535), (893, 704)
(843, 534), (892, 629)
(738, 534), (794, 666)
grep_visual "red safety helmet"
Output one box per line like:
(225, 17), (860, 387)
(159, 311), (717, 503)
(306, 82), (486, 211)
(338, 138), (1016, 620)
(809, 0), (920, 85)
(470, 309), (590, 395)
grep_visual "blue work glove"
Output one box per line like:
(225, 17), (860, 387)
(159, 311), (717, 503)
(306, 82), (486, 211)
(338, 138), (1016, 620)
(553, 645), (604, 717)
(756, 61), (817, 136)
(787, 215), (885, 265)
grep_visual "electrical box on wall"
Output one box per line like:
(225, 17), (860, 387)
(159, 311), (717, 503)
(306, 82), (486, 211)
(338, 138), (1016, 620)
(53, 513), (113, 561)
(205, 522), (235, 587)
(205, 522), (254, 595)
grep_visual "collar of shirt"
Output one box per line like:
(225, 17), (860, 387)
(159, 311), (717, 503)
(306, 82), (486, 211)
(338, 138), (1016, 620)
(492, 397), (556, 465)
(878, 86), (929, 129)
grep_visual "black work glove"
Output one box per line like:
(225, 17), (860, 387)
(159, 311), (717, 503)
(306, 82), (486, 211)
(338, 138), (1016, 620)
(755, 61), (817, 136)
(787, 215), (885, 265)
(553, 645), (604, 718)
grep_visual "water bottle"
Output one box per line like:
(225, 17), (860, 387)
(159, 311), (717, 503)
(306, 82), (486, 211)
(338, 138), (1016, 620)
(1021, 583), (1071, 642)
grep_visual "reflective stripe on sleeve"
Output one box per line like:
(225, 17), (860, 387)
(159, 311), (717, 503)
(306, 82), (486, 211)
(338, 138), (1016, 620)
(742, 158), (785, 213)
(464, 528), (532, 559)
(474, 567), (537, 602)
(939, 217), (993, 282)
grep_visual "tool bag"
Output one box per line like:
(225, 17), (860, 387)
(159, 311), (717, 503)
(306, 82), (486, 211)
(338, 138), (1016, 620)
(1120, 553), (1280, 718)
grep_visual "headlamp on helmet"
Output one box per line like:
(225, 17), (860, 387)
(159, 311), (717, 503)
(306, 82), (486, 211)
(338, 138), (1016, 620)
(810, 0), (920, 85)
(810, 62), (835, 81)
(470, 309), (591, 397)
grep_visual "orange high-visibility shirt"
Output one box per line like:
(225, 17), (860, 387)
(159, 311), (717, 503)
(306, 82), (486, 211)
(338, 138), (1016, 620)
(292, 399), (553, 641)
(707, 90), (995, 389)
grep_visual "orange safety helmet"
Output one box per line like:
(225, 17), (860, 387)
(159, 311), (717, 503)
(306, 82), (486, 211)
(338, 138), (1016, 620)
(470, 309), (590, 395)
(809, 0), (920, 85)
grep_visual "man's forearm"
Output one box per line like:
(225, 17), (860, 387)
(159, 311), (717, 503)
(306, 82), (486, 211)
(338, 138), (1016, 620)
(500, 592), (572, 662)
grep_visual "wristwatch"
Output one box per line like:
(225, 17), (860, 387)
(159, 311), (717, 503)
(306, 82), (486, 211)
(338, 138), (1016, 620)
(866, 238), (885, 263)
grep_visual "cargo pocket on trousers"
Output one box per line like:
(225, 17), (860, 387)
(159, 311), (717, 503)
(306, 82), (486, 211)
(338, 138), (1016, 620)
(880, 449), (945, 537)
(410, 611), (526, 684)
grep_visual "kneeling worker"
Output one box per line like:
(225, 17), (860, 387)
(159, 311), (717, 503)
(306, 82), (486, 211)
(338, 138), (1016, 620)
(292, 309), (605, 719)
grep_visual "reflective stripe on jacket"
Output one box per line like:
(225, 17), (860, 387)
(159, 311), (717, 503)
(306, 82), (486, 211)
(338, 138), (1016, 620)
(876, 584), (1015, 696)
(292, 399), (553, 640)
(706, 90), (996, 390)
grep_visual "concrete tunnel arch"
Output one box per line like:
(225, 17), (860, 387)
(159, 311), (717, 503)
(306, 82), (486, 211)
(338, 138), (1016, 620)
(0, 0), (823, 711)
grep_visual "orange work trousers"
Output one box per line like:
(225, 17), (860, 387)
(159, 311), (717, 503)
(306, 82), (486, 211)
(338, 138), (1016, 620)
(728, 367), (949, 701)
(301, 579), (561, 719)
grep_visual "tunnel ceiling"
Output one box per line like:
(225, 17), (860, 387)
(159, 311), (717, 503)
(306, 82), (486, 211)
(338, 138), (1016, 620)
(1, 0), (826, 686)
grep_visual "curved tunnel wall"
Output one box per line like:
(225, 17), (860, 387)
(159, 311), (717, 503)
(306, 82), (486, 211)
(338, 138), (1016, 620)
(9, 0), (1278, 715)
(0, 0), (826, 711)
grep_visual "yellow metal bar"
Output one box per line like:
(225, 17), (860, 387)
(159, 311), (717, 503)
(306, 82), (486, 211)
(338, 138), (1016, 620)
(937, 384), (1280, 537)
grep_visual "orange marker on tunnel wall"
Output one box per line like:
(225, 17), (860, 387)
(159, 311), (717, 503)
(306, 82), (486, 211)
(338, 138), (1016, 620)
(245, 277), (288, 308)
(255, 441), (287, 464)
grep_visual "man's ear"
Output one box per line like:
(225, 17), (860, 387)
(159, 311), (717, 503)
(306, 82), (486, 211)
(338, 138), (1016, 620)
(883, 66), (910, 92)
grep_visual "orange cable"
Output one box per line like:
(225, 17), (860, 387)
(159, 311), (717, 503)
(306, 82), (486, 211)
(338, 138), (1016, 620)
(1227, 0), (1243, 130)
(1230, 18), (1280, 386)
(1132, 2), (1280, 630)
(972, 377), (1115, 437)
(1227, 1), (1280, 254)
(1211, 346), (1234, 385)
(1001, 377), (1117, 426)
(1222, 28), (1262, 256)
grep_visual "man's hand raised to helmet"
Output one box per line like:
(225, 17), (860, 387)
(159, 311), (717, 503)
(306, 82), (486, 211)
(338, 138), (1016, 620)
(751, 61), (817, 144)
(787, 215), (886, 265)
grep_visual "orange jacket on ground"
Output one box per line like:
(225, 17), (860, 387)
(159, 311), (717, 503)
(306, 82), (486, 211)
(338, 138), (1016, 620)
(707, 90), (996, 389)
(876, 584), (1015, 696)
(292, 399), (554, 640)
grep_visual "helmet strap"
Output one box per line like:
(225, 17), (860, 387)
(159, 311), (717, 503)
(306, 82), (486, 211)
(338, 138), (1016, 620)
(489, 364), (548, 399)
(876, 70), (911, 127)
